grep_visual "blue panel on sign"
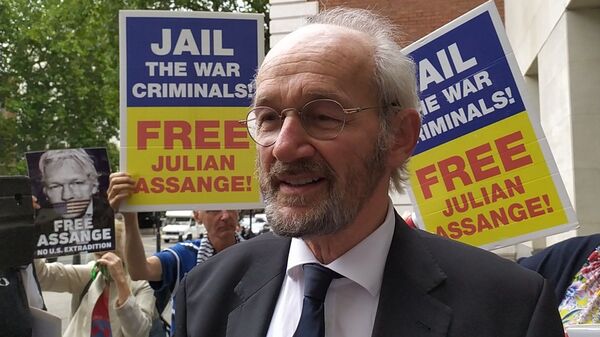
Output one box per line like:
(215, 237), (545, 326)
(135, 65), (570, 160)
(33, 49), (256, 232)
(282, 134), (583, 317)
(409, 12), (525, 155)
(126, 17), (259, 107)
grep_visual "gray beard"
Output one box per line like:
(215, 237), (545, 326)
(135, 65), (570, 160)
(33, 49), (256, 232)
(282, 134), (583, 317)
(258, 139), (387, 238)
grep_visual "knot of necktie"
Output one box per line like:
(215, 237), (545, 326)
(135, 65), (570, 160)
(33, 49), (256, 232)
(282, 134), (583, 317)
(302, 263), (342, 301)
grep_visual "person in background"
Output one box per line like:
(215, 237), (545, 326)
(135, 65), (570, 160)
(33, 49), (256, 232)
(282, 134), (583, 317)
(519, 234), (600, 327)
(34, 215), (155, 337)
(241, 226), (257, 240)
(174, 7), (563, 337)
(107, 171), (243, 335)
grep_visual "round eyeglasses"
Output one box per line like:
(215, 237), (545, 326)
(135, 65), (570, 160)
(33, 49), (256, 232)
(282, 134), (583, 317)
(240, 99), (385, 147)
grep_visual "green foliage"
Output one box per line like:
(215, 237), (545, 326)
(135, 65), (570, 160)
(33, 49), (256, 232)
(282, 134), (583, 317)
(0, 116), (19, 174)
(0, 0), (269, 174)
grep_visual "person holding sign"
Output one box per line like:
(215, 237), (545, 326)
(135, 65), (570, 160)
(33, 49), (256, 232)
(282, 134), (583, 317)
(108, 171), (243, 335)
(174, 7), (563, 337)
(34, 217), (155, 337)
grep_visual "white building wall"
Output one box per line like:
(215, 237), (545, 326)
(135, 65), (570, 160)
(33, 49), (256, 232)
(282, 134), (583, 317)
(568, 8), (600, 236)
(505, 0), (600, 247)
(269, 0), (319, 47)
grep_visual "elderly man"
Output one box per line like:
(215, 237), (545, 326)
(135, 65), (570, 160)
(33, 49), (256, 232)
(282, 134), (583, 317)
(174, 8), (563, 337)
(108, 172), (242, 335)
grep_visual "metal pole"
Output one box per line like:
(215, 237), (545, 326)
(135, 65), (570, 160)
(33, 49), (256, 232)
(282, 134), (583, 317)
(154, 212), (161, 253)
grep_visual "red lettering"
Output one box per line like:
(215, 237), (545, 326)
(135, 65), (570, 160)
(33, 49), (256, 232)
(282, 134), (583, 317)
(150, 177), (164, 193)
(461, 217), (476, 236)
(137, 120), (250, 150)
(197, 176), (212, 192)
(180, 177), (195, 192)
(165, 121), (192, 149)
(195, 121), (220, 149)
(436, 226), (449, 238)
(508, 203), (527, 221)
(214, 176), (228, 192)
(476, 214), (493, 232)
(447, 221), (462, 239)
(224, 121), (250, 149)
(137, 121), (161, 150)
(135, 177), (149, 193)
(230, 176), (244, 192)
(465, 143), (500, 181)
(495, 131), (532, 171)
(415, 132), (533, 199)
(438, 156), (472, 192)
(415, 164), (438, 199)
(525, 196), (545, 217)
(166, 177), (179, 193)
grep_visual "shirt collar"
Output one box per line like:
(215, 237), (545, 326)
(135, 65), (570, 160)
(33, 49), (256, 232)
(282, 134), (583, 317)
(286, 199), (396, 296)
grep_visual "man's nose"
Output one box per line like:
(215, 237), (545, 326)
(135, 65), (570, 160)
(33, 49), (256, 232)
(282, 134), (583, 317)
(61, 185), (74, 201)
(271, 115), (315, 162)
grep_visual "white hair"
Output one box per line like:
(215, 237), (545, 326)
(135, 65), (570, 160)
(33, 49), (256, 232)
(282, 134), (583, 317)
(307, 7), (420, 192)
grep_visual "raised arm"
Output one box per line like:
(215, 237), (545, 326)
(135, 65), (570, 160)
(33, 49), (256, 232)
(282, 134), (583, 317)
(108, 172), (162, 281)
(96, 251), (155, 337)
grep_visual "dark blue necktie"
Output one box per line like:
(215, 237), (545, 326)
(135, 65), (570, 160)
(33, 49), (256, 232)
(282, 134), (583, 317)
(293, 263), (341, 337)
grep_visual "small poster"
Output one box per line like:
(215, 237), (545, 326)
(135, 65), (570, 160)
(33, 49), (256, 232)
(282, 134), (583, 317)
(26, 148), (114, 257)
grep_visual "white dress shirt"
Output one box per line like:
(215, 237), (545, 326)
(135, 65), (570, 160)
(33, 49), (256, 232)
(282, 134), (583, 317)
(266, 200), (396, 337)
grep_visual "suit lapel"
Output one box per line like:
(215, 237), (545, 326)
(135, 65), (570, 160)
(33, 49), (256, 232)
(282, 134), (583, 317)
(372, 214), (452, 337)
(226, 233), (290, 337)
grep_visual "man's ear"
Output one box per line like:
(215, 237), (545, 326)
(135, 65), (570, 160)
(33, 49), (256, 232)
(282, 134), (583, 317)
(387, 108), (421, 168)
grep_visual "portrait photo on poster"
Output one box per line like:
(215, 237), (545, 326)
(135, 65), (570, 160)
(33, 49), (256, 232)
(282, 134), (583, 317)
(26, 148), (115, 258)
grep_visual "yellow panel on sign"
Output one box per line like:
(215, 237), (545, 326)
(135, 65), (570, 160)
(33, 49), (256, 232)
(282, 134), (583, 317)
(125, 106), (258, 206)
(409, 112), (568, 247)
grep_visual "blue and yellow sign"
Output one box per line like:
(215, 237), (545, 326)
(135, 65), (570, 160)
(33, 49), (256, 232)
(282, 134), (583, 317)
(119, 11), (264, 211)
(403, 3), (577, 249)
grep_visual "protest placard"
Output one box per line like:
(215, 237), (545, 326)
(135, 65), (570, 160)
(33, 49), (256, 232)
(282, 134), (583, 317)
(26, 148), (114, 258)
(404, 2), (577, 249)
(119, 10), (264, 212)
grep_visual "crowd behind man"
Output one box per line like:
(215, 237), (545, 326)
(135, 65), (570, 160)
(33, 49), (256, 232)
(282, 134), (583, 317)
(34, 216), (155, 337)
(108, 171), (243, 335)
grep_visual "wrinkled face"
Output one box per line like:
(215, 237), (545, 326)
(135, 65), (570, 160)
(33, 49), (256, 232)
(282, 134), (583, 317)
(43, 159), (97, 218)
(255, 25), (391, 237)
(197, 210), (240, 239)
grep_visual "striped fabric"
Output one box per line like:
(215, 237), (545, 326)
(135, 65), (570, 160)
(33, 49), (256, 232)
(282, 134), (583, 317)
(196, 233), (242, 265)
(52, 200), (90, 217)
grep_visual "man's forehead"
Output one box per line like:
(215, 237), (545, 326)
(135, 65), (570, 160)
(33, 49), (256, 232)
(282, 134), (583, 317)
(45, 159), (85, 173)
(255, 24), (374, 102)
(259, 25), (371, 71)
(268, 24), (367, 52)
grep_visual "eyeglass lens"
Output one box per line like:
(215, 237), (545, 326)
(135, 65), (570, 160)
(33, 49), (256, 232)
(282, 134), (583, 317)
(246, 99), (347, 146)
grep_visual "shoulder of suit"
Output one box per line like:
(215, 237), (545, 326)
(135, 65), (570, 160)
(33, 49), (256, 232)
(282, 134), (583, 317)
(414, 229), (543, 284)
(185, 232), (290, 279)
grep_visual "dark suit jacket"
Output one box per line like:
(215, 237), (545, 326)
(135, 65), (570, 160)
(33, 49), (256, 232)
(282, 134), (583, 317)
(175, 213), (563, 337)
